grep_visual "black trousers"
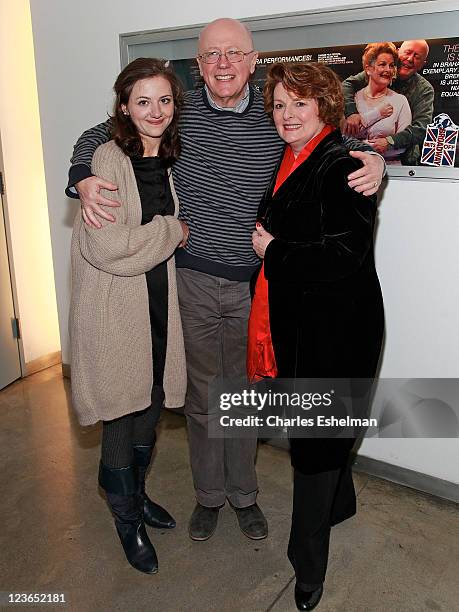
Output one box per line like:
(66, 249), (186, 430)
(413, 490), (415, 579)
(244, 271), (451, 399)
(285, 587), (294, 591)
(287, 461), (356, 590)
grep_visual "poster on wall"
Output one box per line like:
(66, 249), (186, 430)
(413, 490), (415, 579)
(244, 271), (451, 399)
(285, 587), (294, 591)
(172, 37), (459, 169)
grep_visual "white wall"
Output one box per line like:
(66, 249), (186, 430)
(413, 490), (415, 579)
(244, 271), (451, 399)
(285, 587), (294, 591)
(0, 0), (60, 364)
(360, 177), (459, 482)
(29, 0), (458, 484)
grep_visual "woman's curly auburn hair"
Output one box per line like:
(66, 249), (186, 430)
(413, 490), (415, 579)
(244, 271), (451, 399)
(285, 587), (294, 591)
(361, 42), (398, 82)
(264, 62), (344, 128)
(111, 57), (183, 164)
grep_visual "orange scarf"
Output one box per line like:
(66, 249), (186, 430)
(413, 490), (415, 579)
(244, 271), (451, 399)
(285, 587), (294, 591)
(247, 126), (334, 382)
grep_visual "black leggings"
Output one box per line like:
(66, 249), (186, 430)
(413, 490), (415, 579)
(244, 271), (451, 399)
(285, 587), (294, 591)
(101, 386), (165, 468)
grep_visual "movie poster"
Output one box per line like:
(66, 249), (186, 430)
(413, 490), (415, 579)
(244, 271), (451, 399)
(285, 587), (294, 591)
(171, 37), (459, 168)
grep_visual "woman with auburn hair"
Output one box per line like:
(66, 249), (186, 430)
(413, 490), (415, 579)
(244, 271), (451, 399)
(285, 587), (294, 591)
(355, 42), (412, 163)
(248, 62), (384, 610)
(70, 58), (189, 574)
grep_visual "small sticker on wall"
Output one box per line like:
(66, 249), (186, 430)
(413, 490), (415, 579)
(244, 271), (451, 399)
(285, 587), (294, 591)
(421, 114), (458, 166)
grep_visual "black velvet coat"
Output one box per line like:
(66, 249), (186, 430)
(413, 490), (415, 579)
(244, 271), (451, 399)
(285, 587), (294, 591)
(258, 130), (385, 475)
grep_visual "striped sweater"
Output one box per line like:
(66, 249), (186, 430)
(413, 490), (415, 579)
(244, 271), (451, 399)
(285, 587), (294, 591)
(67, 85), (375, 280)
(173, 87), (283, 280)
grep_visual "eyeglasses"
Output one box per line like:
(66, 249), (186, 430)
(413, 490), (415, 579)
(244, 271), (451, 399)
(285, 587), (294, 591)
(197, 50), (255, 64)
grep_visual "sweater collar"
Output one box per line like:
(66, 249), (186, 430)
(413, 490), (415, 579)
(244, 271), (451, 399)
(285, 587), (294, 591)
(204, 84), (250, 113)
(200, 85), (254, 116)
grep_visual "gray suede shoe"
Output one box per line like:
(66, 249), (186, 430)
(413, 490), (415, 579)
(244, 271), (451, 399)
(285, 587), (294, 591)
(188, 503), (221, 541)
(233, 503), (268, 540)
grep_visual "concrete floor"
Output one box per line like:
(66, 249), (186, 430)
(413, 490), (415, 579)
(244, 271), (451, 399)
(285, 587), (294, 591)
(0, 366), (457, 612)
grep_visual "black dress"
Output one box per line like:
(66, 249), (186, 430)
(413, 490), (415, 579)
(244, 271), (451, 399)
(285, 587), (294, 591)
(131, 157), (174, 386)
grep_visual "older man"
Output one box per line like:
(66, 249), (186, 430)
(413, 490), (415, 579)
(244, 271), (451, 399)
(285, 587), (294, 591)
(66, 18), (384, 543)
(343, 40), (434, 165)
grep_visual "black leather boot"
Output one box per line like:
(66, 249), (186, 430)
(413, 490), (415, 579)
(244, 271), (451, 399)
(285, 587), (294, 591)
(133, 445), (176, 529)
(99, 462), (158, 574)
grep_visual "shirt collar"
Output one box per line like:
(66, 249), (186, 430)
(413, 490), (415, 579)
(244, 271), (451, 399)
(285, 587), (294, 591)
(273, 125), (335, 195)
(204, 84), (250, 113)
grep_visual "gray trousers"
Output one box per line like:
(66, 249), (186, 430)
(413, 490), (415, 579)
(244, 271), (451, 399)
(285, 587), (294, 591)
(176, 268), (258, 508)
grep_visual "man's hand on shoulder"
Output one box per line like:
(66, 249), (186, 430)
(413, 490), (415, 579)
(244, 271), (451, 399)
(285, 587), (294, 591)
(76, 176), (120, 228)
(347, 151), (384, 197)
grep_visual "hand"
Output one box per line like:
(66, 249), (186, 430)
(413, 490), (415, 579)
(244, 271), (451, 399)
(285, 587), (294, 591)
(367, 137), (390, 155)
(343, 113), (362, 137)
(76, 176), (120, 228)
(347, 150), (385, 196)
(252, 223), (274, 259)
(178, 220), (189, 248)
(379, 103), (393, 119)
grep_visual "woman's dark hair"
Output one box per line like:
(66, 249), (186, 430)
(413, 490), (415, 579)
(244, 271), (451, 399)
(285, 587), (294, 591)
(264, 62), (344, 128)
(111, 57), (183, 164)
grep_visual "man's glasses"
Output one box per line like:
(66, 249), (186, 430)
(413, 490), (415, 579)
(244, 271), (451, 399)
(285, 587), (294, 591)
(198, 50), (254, 64)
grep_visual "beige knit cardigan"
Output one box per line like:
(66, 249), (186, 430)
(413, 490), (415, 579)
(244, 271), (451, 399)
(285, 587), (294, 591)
(69, 141), (187, 426)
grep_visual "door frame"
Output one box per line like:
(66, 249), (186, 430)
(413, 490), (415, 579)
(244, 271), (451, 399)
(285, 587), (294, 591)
(0, 130), (26, 378)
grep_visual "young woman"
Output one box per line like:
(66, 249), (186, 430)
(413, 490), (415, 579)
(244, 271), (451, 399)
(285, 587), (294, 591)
(70, 58), (188, 574)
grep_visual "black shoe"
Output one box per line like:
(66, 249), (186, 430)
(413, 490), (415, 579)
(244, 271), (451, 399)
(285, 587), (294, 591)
(294, 584), (323, 611)
(188, 503), (220, 541)
(99, 462), (158, 574)
(133, 446), (176, 530)
(232, 503), (268, 540)
(141, 495), (176, 530)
